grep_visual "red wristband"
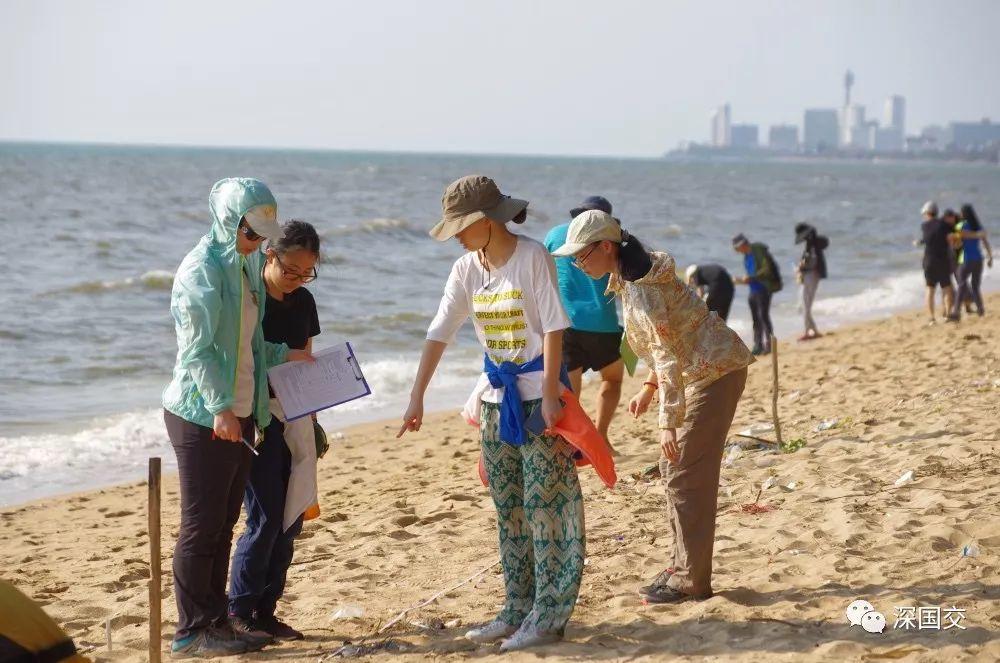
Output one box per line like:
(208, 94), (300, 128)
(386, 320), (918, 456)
(643, 381), (658, 390)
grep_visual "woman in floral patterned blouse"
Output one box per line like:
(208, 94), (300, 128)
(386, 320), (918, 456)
(552, 210), (753, 604)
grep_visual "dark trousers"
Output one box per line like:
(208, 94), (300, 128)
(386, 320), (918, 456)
(228, 418), (304, 620)
(164, 410), (253, 640)
(951, 260), (984, 319)
(706, 287), (734, 322)
(748, 290), (773, 352)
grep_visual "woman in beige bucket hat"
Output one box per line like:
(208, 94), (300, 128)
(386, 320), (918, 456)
(552, 210), (753, 604)
(397, 175), (585, 651)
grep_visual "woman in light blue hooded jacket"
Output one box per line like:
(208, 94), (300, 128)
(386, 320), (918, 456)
(162, 177), (312, 658)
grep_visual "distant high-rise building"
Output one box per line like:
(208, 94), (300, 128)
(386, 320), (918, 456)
(844, 69), (854, 108)
(768, 124), (798, 151)
(863, 121), (880, 151)
(950, 119), (1000, 150)
(874, 126), (904, 152)
(884, 95), (905, 136)
(919, 125), (951, 151)
(710, 104), (731, 147)
(842, 104), (867, 148)
(803, 109), (839, 152)
(730, 124), (759, 149)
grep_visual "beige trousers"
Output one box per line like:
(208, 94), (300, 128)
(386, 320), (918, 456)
(660, 366), (748, 597)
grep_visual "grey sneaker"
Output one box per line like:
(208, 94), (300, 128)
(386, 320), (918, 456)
(464, 619), (519, 644)
(170, 628), (248, 658)
(638, 567), (676, 596)
(499, 625), (563, 651)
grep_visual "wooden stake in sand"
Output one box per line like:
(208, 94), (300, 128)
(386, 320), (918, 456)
(770, 334), (783, 447)
(148, 457), (162, 663)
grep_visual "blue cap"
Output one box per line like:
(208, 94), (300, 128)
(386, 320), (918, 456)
(570, 195), (612, 218)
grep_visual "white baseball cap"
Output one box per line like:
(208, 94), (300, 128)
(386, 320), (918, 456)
(550, 210), (622, 257)
(920, 200), (938, 216)
(242, 204), (284, 241)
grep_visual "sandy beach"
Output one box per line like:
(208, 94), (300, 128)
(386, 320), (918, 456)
(3, 297), (998, 663)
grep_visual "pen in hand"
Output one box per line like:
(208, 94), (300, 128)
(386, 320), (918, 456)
(240, 437), (259, 456)
(211, 430), (259, 456)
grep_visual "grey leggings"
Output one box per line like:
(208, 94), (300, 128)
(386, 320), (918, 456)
(952, 260), (984, 318)
(801, 270), (820, 334)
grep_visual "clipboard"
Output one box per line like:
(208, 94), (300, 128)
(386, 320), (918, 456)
(267, 341), (372, 421)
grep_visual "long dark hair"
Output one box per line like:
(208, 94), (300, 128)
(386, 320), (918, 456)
(618, 228), (653, 281)
(960, 204), (982, 232)
(271, 219), (321, 259)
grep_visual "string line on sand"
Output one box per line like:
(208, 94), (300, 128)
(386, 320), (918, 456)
(320, 557), (500, 660)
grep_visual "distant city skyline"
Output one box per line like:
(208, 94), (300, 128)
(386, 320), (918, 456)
(700, 69), (999, 156)
(2, 0), (1000, 157)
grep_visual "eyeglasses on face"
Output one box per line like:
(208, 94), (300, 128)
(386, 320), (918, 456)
(273, 252), (318, 283)
(573, 243), (599, 269)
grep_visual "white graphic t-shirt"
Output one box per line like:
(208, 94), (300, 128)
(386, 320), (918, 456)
(426, 236), (570, 403)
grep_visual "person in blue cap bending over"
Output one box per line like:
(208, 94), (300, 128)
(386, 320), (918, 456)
(544, 196), (624, 454)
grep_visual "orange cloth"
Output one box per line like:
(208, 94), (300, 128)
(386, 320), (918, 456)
(476, 387), (616, 489)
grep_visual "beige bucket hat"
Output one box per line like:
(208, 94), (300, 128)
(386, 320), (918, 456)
(429, 175), (529, 241)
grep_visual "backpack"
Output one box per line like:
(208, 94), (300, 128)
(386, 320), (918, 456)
(752, 243), (783, 293)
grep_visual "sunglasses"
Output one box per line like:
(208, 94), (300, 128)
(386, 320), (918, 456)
(273, 253), (318, 283)
(239, 220), (265, 242)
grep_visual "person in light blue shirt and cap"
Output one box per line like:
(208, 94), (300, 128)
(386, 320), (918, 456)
(544, 196), (624, 452)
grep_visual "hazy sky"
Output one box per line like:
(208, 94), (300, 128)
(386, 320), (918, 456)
(3, 0), (999, 156)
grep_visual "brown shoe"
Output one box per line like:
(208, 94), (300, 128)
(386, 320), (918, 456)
(255, 615), (304, 641)
(227, 615), (273, 650)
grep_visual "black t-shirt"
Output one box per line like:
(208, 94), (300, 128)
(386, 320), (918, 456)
(262, 287), (320, 350)
(921, 218), (952, 267)
(694, 264), (734, 294)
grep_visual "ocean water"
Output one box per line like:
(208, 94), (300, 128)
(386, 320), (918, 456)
(1, 143), (998, 505)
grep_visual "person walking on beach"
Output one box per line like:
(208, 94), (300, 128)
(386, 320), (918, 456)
(684, 263), (735, 322)
(793, 223), (828, 341)
(397, 175), (587, 651)
(544, 195), (624, 453)
(551, 210), (752, 604)
(947, 204), (993, 320)
(162, 178), (313, 658)
(916, 201), (955, 325)
(941, 208), (972, 315)
(732, 233), (782, 355)
(228, 221), (322, 642)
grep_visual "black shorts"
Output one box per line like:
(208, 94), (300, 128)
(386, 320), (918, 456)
(563, 328), (623, 373)
(923, 263), (952, 288)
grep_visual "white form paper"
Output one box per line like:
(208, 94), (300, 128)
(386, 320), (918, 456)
(267, 342), (371, 421)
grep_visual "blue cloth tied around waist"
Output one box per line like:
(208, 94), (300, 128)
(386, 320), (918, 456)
(484, 353), (571, 446)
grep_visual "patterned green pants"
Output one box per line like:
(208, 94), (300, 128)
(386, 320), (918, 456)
(480, 399), (586, 633)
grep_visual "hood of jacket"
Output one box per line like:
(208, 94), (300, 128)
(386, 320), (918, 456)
(608, 251), (678, 295)
(633, 252), (678, 285)
(207, 178), (278, 262)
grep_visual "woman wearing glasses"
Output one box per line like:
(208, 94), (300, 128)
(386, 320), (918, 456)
(228, 220), (322, 642)
(163, 179), (313, 658)
(551, 210), (752, 605)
